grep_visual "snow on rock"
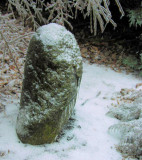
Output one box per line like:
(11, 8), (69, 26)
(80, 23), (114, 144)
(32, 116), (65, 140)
(16, 23), (83, 145)
(0, 61), (141, 160)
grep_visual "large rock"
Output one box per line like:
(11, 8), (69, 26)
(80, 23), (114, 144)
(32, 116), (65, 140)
(16, 23), (82, 145)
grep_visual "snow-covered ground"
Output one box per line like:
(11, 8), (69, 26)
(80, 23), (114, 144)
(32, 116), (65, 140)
(0, 62), (141, 160)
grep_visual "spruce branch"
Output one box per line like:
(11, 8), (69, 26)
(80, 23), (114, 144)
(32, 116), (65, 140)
(7, 0), (124, 34)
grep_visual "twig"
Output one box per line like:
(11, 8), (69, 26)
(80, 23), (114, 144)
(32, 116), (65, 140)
(9, 33), (33, 44)
(0, 31), (23, 78)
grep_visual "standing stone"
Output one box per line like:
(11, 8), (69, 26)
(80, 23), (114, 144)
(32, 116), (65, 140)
(16, 23), (82, 145)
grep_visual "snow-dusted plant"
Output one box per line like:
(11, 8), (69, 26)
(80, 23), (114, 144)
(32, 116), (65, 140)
(107, 91), (142, 121)
(106, 103), (141, 121)
(107, 91), (142, 159)
(8, 0), (47, 30)
(7, 0), (124, 35)
(109, 119), (142, 158)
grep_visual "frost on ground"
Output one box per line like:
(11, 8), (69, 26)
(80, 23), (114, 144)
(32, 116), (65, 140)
(0, 62), (141, 160)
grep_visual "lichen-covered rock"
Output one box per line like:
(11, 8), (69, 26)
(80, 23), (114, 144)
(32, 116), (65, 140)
(16, 23), (82, 145)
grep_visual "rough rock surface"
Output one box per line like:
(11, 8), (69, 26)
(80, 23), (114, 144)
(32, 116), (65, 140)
(16, 23), (82, 145)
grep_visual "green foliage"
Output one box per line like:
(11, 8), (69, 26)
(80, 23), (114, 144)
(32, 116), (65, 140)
(7, 0), (124, 35)
(140, 53), (142, 63)
(138, 54), (142, 76)
(122, 54), (142, 76)
(127, 8), (142, 28)
(139, 71), (142, 77)
(122, 55), (138, 68)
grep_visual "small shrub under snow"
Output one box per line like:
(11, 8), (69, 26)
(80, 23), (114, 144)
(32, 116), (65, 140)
(107, 89), (142, 159)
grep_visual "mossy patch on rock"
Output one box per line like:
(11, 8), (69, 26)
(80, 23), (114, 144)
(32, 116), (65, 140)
(16, 23), (82, 145)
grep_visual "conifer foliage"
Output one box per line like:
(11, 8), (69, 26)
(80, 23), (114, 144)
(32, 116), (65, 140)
(7, 0), (124, 35)
(107, 90), (142, 159)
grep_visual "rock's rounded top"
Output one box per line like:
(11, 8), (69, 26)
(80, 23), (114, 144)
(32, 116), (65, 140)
(32, 23), (82, 66)
(36, 23), (67, 46)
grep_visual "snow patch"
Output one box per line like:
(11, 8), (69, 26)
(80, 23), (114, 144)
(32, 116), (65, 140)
(0, 62), (141, 160)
